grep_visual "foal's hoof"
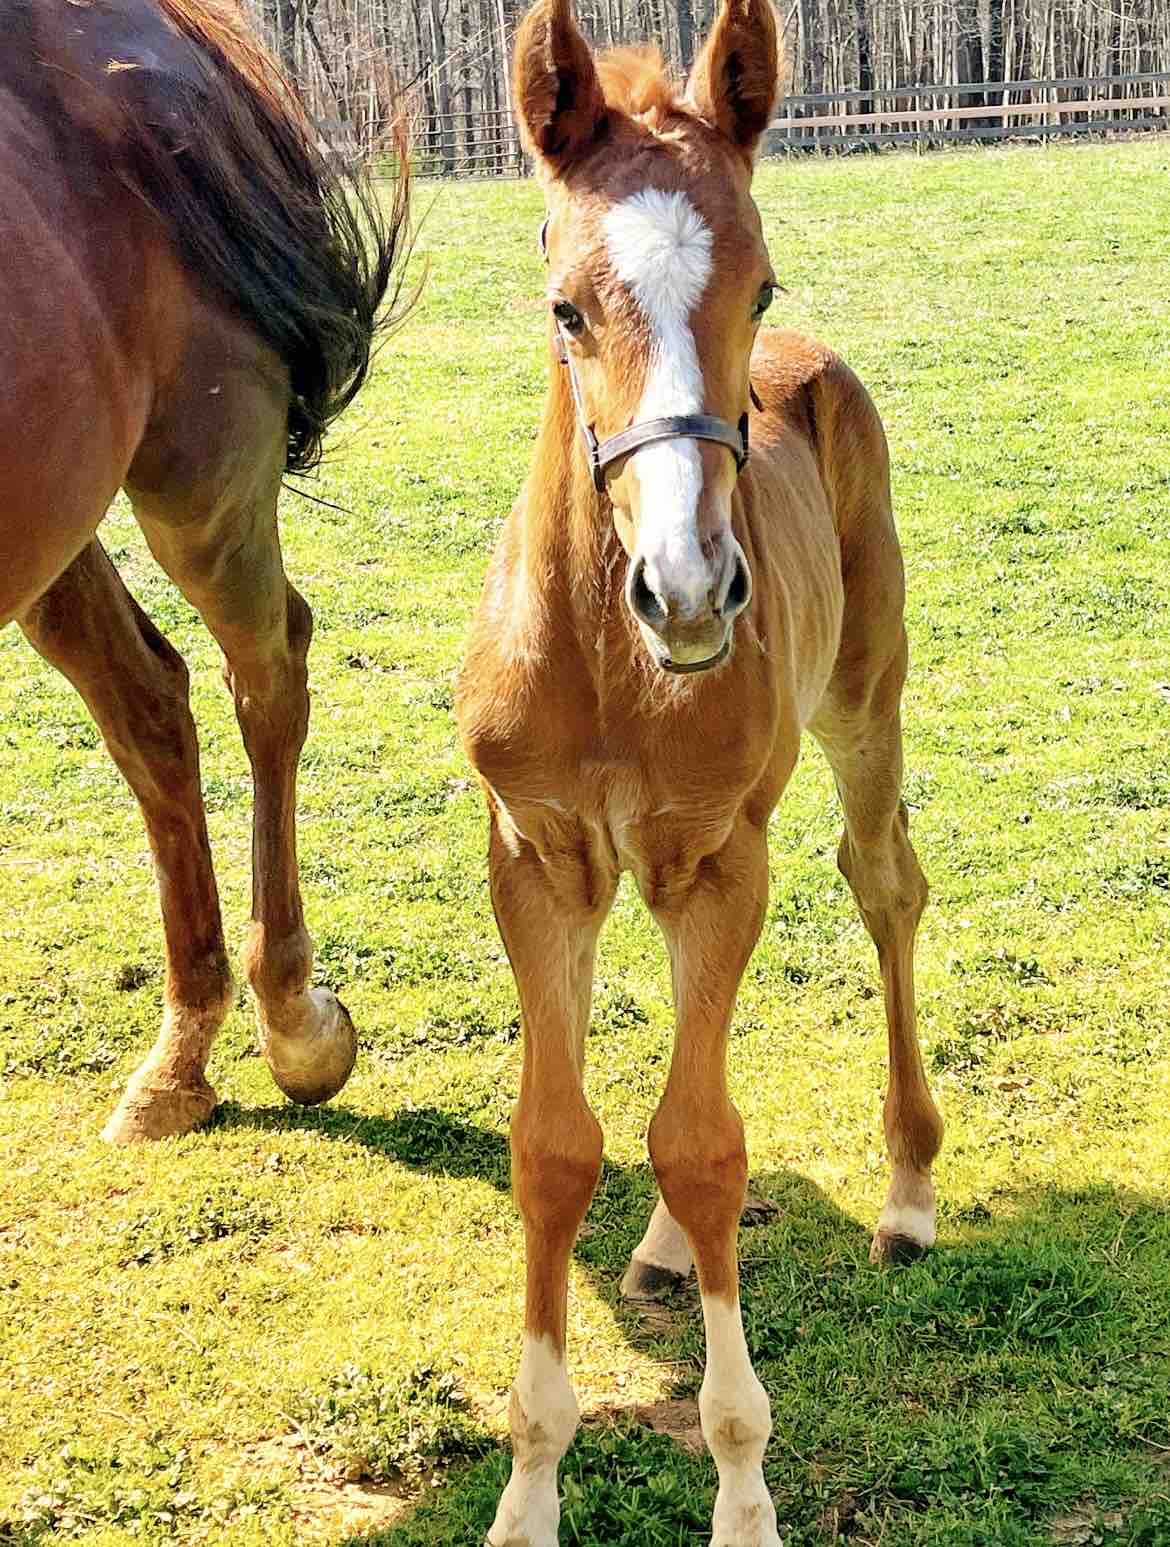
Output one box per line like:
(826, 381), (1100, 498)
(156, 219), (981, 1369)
(261, 988), (358, 1106)
(621, 1255), (689, 1301)
(870, 1196), (936, 1265)
(101, 1073), (218, 1144)
(870, 1229), (930, 1266)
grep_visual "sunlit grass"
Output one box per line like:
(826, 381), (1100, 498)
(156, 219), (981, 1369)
(1, 140), (1168, 1544)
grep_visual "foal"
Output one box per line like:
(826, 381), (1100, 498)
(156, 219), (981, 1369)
(456, 0), (943, 1540)
(1, 0), (406, 1141)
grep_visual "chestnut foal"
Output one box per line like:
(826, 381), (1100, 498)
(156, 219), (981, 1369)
(456, 0), (943, 1540)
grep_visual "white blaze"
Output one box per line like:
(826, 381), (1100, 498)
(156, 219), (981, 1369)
(603, 188), (713, 615)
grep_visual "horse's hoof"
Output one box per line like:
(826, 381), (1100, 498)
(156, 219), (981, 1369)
(485, 1528), (557, 1547)
(621, 1255), (689, 1301)
(101, 1074), (218, 1144)
(261, 988), (358, 1106)
(710, 1489), (783, 1546)
(870, 1229), (929, 1266)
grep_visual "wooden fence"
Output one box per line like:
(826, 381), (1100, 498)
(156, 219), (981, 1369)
(332, 69), (1170, 177)
(771, 69), (1170, 149)
(413, 105), (524, 177)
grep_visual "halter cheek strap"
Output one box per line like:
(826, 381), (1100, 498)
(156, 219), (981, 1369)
(542, 215), (756, 496)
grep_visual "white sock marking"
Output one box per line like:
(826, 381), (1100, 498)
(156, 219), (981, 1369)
(876, 1200), (936, 1248)
(699, 1295), (781, 1547)
(631, 1194), (694, 1276)
(487, 1332), (578, 1547)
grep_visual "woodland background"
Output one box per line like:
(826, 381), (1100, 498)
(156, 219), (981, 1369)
(240, 0), (1169, 163)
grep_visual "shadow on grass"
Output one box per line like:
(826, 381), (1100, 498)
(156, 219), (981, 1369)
(211, 1096), (869, 1313)
(211, 1102), (1170, 1547)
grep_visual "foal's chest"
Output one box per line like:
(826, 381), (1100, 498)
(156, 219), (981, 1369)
(484, 696), (771, 901)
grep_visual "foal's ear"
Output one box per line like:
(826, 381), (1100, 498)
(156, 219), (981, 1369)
(513, 0), (608, 174)
(686, 0), (780, 161)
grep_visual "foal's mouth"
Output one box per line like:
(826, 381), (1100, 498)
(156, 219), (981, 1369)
(654, 637), (732, 675)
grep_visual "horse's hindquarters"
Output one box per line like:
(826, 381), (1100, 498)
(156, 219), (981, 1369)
(0, 141), (154, 622)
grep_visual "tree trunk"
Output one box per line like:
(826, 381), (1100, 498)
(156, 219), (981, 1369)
(675, 0), (696, 69)
(854, 0), (873, 116)
(427, 0), (454, 173)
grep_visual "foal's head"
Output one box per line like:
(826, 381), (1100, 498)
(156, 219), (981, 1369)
(517, 0), (780, 672)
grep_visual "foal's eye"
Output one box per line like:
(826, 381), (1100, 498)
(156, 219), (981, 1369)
(552, 299), (585, 336)
(751, 283), (775, 322)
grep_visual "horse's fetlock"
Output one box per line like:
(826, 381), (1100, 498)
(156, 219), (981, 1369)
(243, 923), (313, 1004)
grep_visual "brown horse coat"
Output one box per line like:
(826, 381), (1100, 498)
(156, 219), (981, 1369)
(2, 0), (407, 1139)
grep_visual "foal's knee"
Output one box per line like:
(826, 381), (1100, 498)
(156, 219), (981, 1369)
(838, 814), (928, 939)
(648, 1102), (747, 1242)
(285, 583), (313, 661)
(511, 1099), (603, 1233)
(224, 582), (313, 746)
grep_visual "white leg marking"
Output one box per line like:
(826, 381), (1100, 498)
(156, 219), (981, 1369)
(603, 189), (715, 616)
(875, 1199), (936, 1248)
(629, 1195), (694, 1275)
(487, 1333), (578, 1547)
(699, 1295), (781, 1547)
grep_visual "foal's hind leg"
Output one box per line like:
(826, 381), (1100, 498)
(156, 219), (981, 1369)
(21, 541), (233, 1141)
(812, 640), (943, 1264)
(128, 399), (354, 1107)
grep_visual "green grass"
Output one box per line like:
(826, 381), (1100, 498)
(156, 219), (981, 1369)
(1, 139), (1169, 1545)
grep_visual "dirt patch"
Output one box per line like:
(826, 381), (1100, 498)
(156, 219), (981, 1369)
(1049, 1503), (1125, 1544)
(816, 1489), (862, 1538)
(741, 1192), (781, 1227)
(591, 1397), (706, 1456)
(242, 1434), (413, 1543)
(289, 1475), (412, 1541)
(634, 1397), (706, 1456)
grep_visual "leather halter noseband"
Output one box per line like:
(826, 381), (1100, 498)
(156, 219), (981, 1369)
(541, 216), (754, 495)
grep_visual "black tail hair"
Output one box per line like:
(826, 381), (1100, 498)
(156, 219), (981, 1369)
(47, 0), (411, 473)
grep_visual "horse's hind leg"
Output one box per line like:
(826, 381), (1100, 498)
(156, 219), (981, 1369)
(21, 541), (233, 1142)
(128, 457), (355, 1108)
(812, 635), (943, 1264)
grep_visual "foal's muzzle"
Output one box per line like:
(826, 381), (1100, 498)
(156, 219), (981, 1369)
(626, 538), (752, 674)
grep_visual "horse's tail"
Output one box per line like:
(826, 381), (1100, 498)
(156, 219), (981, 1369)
(44, 0), (411, 474)
(156, 0), (412, 472)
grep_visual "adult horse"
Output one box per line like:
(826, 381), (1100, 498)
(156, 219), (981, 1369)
(1, 0), (407, 1142)
(456, 0), (943, 1540)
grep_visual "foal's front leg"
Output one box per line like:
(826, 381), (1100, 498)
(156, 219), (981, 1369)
(486, 820), (614, 1547)
(645, 819), (780, 1547)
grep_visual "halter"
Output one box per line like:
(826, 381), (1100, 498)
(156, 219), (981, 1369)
(541, 216), (754, 496)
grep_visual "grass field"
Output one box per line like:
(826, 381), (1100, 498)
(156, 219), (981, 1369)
(2, 138), (1169, 1547)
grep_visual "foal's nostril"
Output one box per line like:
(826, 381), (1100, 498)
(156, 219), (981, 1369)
(724, 552), (751, 617)
(627, 557), (665, 626)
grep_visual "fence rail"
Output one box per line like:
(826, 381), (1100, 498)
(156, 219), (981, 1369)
(772, 70), (1170, 149)
(777, 67), (1170, 106)
(330, 70), (1170, 177)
